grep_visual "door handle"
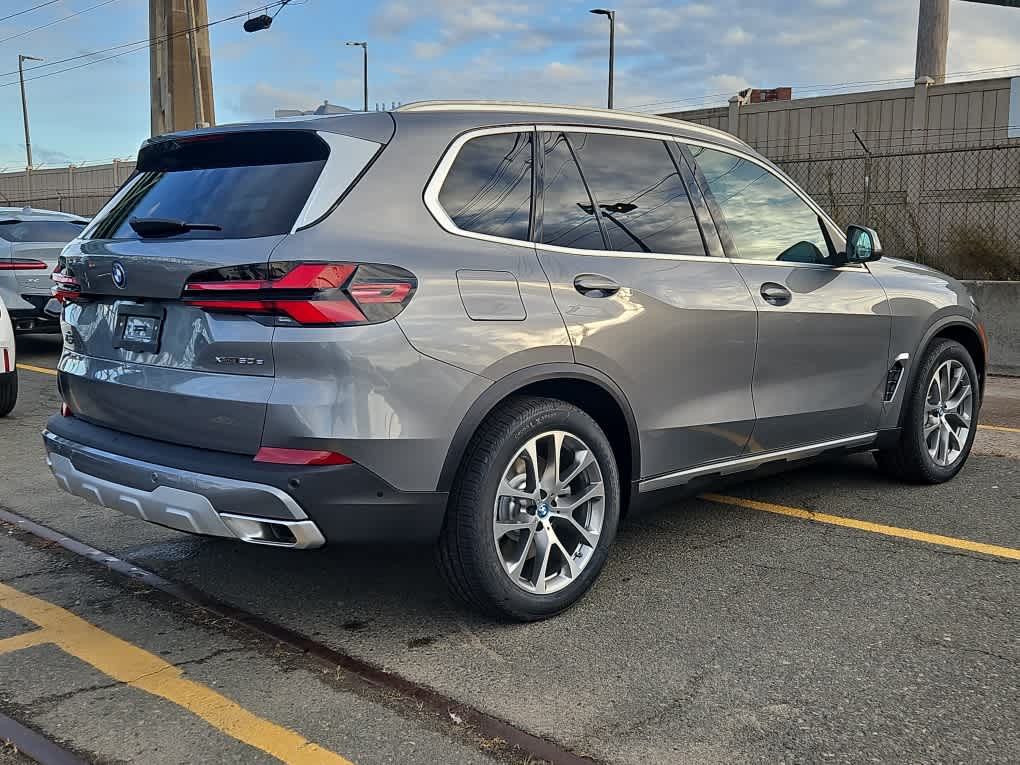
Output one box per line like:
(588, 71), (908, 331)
(760, 282), (792, 306)
(574, 274), (620, 297)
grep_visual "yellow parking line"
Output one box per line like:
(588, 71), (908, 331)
(15, 363), (57, 376)
(979, 424), (1020, 434)
(702, 493), (1020, 561)
(0, 582), (354, 765)
(0, 629), (49, 656)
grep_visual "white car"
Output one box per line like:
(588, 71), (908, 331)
(0, 295), (16, 416)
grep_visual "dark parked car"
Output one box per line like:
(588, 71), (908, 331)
(44, 103), (985, 620)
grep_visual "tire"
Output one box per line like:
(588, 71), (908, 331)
(437, 395), (620, 621)
(0, 370), (17, 417)
(875, 339), (980, 484)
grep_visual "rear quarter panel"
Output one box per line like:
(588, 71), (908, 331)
(272, 111), (573, 381)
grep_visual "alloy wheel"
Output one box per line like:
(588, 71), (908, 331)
(492, 430), (605, 595)
(924, 359), (973, 467)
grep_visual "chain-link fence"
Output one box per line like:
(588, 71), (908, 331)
(2, 129), (1019, 280)
(760, 129), (1020, 280)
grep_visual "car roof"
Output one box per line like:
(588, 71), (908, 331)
(145, 102), (751, 156)
(392, 100), (752, 152)
(0, 206), (88, 223)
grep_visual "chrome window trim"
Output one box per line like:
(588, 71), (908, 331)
(678, 136), (853, 261)
(424, 123), (862, 270)
(423, 125), (539, 252)
(425, 124), (725, 263)
(639, 432), (878, 493)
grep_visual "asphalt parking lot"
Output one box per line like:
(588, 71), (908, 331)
(2, 334), (1018, 765)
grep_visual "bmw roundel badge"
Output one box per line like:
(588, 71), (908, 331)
(111, 261), (127, 289)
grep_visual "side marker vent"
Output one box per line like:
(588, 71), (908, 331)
(884, 353), (910, 402)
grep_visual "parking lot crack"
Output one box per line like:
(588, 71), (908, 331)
(912, 637), (1018, 666)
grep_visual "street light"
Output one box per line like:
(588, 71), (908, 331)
(589, 8), (615, 109)
(346, 42), (368, 112)
(18, 54), (42, 207)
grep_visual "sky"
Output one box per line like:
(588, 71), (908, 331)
(3, 0), (1020, 169)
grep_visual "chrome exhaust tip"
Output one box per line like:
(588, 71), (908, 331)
(219, 513), (326, 549)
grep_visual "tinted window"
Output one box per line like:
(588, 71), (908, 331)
(0, 220), (85, 243)
(540, 133), (605, 250)
(689, 145), (830, 263)
(89, 131), (329, 241)
(567, 133), (706, 256)
(438, 132), (533, 240)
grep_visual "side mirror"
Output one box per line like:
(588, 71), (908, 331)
(845, 224), (883, 263)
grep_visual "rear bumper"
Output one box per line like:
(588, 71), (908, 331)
(4, 295), (59, 333)
(43, 415), (449, 547)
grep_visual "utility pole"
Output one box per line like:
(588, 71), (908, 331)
(18, 54), (42, 206)
(185, 0), (206, 128)
(915, 0), (949, 85)
(149, 0), (215, 136)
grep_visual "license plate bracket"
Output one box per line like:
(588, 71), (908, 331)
(113, 303), (165, 353)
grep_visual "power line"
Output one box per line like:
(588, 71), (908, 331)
(0, 0), (123, 46)
(0, 0), (60, 25)
(0, 1), (288, 88)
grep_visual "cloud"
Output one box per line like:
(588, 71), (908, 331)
(413, 42), (445, 60)
(373, 1), (418, 36)
(543, 61), (584, 81)
(33, 145), (72, 166)
(233, 82), (331, 119)
(708, 74), (752, 95)
(723, 26), (750, 45)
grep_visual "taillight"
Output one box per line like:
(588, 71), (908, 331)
(60, 402), (73, 417)
(51, 260), (82, 304)
(2, 348), (10, 374)
(253, 447), (353, 465)
(182, 261), (416, 327)
(0, 258), (48, 270)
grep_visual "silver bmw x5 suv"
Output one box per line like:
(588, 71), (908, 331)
(44, 102), (986, 620)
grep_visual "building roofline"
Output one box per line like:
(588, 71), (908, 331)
(395, 100), (748, 145)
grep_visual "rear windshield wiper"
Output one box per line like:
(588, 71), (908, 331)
(129, 217), (222, 238)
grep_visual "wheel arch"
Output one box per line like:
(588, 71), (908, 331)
(898, 317), (986, 429)
(437, 364), (640, 512)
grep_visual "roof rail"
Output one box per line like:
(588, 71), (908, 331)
(394, 100), (744, 144)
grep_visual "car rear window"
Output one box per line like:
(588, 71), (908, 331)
(87, 131), (331, 241)
(0, 220), (86, 243)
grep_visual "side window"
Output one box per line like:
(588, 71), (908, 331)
(0, 220), (86, 243)
(688, 145), (831, 264)
(566, 132), (706, 256)
(540, 132), (606, 250)
(438, 132), (533, 241)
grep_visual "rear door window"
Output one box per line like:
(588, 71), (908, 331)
(0, 220), (86, 243)
(540, 132), (606, 251)
(87, 131), (330, 241)
(437, 132), (533, 241)
(567, 132), (706, 256)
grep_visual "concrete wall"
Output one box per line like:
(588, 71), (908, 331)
(667, 77), (1015, 157)
(963, 281), (1020, 376)
(0, 160), (136, 217)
